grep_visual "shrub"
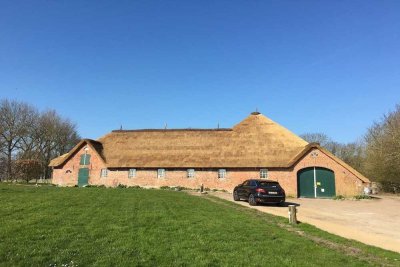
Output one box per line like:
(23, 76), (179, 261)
(160, 186), (170, 190)
(333, 195), (345, 200)
(129, 185), (142, 189)
(379, 181), (400, 194)
(117, 184), (127, 188)
(14, 159), (42, 183)
(353, 195), (372, 200)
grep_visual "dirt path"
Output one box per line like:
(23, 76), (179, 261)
(210, 192), (400, 253)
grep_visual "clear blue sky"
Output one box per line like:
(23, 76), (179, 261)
(1, 1), (399, 143)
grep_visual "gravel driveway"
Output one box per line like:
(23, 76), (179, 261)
(211, 192), (400, 253)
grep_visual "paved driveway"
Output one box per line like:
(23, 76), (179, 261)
(211, 192), (400, 253)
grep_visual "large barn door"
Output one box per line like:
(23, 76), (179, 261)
(78, 168), (89, 187)
(297, 167), (335, 198)
(315, 168), (336, 198)
(297, 168), (315, 198)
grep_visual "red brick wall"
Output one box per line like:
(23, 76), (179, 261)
(291, 149), (366, 196)
(52, 145), (106, 186)
(52, 147), (367, 196)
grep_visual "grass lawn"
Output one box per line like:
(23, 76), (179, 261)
(0, 184), (398, 266)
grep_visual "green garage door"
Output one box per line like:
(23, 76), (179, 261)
(78, 168), (89, 187)
(298, 167), (335, 198)
(316, 168), (335, 198)
(298, 168), (315, 198)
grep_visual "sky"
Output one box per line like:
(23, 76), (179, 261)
(0, 0), (399, 143)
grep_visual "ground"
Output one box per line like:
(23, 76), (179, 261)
(0, 184), (399, 266)
(212, 192), (400, 253)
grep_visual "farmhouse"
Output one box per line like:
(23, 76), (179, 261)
(49, 112), (370, 197)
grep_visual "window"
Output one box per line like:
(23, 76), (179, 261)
(260, 169), (268, 179)
(128, 169), (136, 178)
(259, 181), (279, 187)
(80, 154), (91, 165)
(187, 169), (195, 178)
(249, 180), (257, 186)
(218, 169), (226, 179)
(157, 169), (165, 178)
(100, 168), (108, 178)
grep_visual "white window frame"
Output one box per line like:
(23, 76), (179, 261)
(260, 169), (268, 179)
(157, 169), (165, 178)
(128, 168), (136, 178)
(187, 169), (195, 178)
(100, 168), (108, 178)
(218, 169), (226, 179)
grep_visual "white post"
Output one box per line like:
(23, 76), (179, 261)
(288, 205), (297, 224)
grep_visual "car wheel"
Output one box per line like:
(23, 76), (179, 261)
(248, 194), (257, 206)
(233, 191), (240, 201)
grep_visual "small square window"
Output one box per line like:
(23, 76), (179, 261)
(100, 168), (108, 178)
(157, 169), (165, 178)
(128, 169), (136, 178)
(260, 169), (268, 179)
(218, 169), (226, 179)
(187, 169), (195, 178)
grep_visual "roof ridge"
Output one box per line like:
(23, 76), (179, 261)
(111, 128), (232, 133)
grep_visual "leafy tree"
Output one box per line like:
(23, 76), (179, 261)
(365, 105), (400, 193)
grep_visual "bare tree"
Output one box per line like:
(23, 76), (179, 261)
(300, 132), (331, 146)
(0, 99), (80, 182)
(334, 141), (366, 172)
(300, 132), (366, 174)
(299, 132), (340, 153)
(34, 110), (80, 179)
(0, 100), (37, 181)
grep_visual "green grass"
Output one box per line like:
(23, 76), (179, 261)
(0, 184), (398, 266)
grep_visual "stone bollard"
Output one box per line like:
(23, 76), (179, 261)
(288, 205), (297, 224)
(200, 184), (204, 193)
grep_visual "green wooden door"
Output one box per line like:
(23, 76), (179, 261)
(316, 168), (336, 198)
(78, 168), (89, 187)
(297, 167), (315, 198)
(298, 167), (335, 198)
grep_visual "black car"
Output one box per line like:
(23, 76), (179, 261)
(233, 179), (286, 206)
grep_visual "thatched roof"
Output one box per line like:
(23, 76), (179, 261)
(49, 139), (105, 167)
(48, 112), (369, 182)
(100, 113), (309, 168)
(50, 113), (307, 168)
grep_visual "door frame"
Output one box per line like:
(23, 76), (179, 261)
(297, 167), (335, 198)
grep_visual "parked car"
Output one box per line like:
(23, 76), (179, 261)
(233, 179), (286, 206)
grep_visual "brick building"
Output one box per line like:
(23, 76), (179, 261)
(49, 112), (370, 197)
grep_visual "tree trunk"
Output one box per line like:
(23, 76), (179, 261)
(7, 147), (12, 182)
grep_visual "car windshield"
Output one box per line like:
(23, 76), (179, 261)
(259, 181), (279, 187)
